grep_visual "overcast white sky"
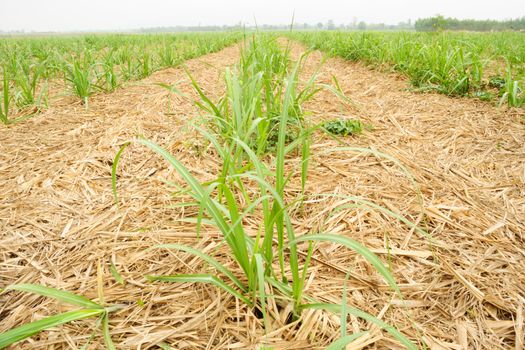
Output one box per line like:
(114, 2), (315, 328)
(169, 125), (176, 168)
(1, 0), (523, 32)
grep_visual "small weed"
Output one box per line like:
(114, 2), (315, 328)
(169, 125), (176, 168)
(472, 90), (494, 101)
(488, 76), (506, 89)
(323, 118), (363, 136)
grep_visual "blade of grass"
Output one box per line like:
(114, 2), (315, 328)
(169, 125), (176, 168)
(291, 234), (400, 296)
(255, 253), (269, 330)
(302, 303), (417, 350)
(3, 284), (103, 309)
(0, 309), (105, 349)
(101, 314), (116, 350)
(111, 142), (131, 208)
(326, 331), (367, 350)
(110, 262), (125, 286)
(151, 243), (246, 292)
(146, 274), (251, 305)
(1, 67), (10, 125)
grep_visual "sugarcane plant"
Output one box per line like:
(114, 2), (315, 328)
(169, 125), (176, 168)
(113, 34), (421, 349)
(499, 61), (524, 107)
(65, 57), (96, 108)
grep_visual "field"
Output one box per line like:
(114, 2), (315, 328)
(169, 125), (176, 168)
(0, 31), (524, 349)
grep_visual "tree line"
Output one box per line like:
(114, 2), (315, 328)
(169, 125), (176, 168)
(415, 15), (525, 32)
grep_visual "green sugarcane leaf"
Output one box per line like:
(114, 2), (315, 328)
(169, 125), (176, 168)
(101, 314), (116, 350)
(302, 303), (417, 350)
(291, 234), (400, 296)
(0, 309), (104, 349)
(146, 274), (251, 306)
(325, 332), (368, 350)
(4, 284), (102, 309)
(110, 263), (126, 286)
(152, 244), (245, 292)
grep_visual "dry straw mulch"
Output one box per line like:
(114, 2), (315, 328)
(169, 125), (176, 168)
(1, 41), (524, 349)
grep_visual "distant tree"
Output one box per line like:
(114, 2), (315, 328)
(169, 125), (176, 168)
(327, 19), (336, 30)
(415, 15), (525, 32)
(433, 15), (447, 31)
(415, 15), (445, 31)
(357, 21), (367, 30)
(317, 22), (324, 29)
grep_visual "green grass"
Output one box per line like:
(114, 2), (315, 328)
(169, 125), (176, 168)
(323, 118), (363, 136)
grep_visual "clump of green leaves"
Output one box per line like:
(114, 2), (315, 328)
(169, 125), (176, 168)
(65, 59), (96, 107)
(323, 118), (363, 136)
(488, 76), (506, 89)
(472, 90), (494, 101)
(98, 50), (120, 93)
(14, 61), (47, 109)
(499, 63), (524, 107)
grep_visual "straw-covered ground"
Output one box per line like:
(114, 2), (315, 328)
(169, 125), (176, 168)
(1, 41), (524, 349)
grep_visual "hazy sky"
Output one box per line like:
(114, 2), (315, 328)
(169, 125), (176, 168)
(1, 0), (523, 32)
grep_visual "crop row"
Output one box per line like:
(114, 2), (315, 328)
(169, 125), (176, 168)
(0, 32), (242, 124)
(289, 31), (525, 107)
